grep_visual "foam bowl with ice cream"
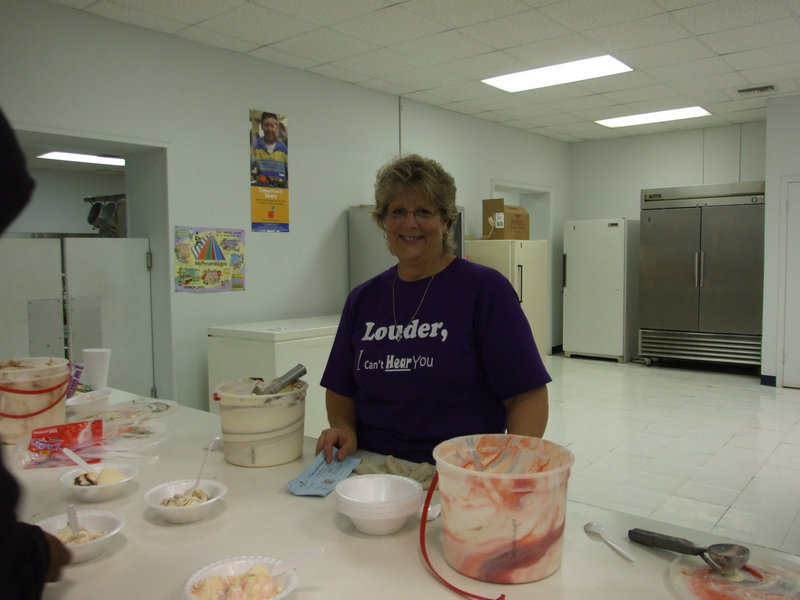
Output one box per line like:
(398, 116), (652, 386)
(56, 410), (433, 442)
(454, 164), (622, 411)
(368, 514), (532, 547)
(335, 474), (423, 535)
(184, 555), (298, 600)
(59, 462), (139, 502)
(37, 510), (124, 563)
(144, 479), (227, 524)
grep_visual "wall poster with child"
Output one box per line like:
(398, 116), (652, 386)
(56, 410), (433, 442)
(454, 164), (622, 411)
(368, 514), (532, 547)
(249, 109), (289, 232)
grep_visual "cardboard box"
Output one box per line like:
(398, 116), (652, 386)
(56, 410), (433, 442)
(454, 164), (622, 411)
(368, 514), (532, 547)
(482, 198), (530, 240)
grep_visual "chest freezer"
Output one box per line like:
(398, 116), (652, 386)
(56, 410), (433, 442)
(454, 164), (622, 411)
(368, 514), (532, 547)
(207, 314), (339, 438)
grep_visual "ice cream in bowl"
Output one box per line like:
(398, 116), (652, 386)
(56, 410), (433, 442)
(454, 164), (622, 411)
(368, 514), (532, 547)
(59, 462), (139, 502)
(144, 479), (227, 524)
(37, 509), (124, 563)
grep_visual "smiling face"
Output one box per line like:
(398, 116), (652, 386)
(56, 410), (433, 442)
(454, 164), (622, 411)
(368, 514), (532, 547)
(261, 117), (279, 144)
(384, 188), (448, 271)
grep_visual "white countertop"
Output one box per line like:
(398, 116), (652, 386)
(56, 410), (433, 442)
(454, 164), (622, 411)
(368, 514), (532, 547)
(10, 392), (800, 600)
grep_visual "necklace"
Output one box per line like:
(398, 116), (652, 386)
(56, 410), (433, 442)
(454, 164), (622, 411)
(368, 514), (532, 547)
(392, 269), (436, 342)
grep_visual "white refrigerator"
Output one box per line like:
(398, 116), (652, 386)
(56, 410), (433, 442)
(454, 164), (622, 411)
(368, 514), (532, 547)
(464, 239), (550, 361)
(206, 314), (340, 437)
(562, 218), (639, 362)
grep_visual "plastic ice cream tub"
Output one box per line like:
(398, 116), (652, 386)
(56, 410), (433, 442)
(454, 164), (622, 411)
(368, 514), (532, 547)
(433, 433), (574, 584)
(0, 357), (71, 444)
(215, 378), (306, 467)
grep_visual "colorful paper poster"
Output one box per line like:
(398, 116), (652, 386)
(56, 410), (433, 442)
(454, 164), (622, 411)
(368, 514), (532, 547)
(174, 226), (246, 293)
(250, 109), (289, 232)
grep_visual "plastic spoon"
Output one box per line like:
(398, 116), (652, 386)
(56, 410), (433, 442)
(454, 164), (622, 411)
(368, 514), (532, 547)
(270, 546), (325, 578)
(585, 522), (636, 562)
(67, 504), (80, 537)
(184, 436), (221, 497)
(63, 447), (96, 474)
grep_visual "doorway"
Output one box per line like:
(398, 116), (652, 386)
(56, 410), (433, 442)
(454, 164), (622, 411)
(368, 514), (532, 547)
(8, 128), (169, 397)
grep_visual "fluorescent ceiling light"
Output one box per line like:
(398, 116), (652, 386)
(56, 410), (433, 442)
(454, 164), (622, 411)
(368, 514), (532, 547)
(596, 106), (711, 128)
(482, 55), (632, 93)
(37, 151), (125, 167)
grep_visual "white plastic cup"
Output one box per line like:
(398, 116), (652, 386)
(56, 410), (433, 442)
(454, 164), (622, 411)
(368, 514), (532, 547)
(82, 348), (111, 390)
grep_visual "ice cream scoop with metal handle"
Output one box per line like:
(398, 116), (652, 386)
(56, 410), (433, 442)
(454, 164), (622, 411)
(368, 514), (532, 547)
(628, 528), (750, 576)
(252, 364), (307, 395)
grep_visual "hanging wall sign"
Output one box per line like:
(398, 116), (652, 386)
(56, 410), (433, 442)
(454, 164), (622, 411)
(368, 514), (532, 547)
(174, 226), (246, 292)
(250, 109), (289, 232)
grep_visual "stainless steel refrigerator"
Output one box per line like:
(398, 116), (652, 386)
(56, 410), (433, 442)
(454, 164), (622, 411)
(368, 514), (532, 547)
(638, 182), (765, 365)
(562, 218), (639, 362)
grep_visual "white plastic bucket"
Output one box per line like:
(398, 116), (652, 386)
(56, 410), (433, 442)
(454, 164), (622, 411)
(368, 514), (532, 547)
(0, 357), (71, 444)
(214, 378), (306, 467)
(433, 434), (574, 584)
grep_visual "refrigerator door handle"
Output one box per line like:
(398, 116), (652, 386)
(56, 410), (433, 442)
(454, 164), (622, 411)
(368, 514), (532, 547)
(698, 250), (704, 288)
(694, 251), (699, 287)
(562, 254), (567, 289)
(517, 264), (524, 303)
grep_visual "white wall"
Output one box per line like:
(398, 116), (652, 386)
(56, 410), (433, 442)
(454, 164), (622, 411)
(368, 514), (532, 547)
(764, 96), (800, 382)
(0, 0), (572, 408)
(568, 122), (766, 221)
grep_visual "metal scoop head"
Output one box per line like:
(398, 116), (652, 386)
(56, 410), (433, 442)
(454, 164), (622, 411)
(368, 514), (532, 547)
(628, 528), (750, 577)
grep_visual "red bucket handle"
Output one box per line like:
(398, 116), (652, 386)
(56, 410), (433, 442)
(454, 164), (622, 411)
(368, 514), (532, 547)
(418, 471), (506, 600)
(0, 374), (71, 418)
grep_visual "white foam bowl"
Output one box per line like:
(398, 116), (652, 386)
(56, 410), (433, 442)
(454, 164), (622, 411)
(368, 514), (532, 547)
(184, 555), (297, 600)
(335, 474), (423, 535)
(37, 510), (124, 563)
(144, 479), (227, 524)
(59, 462), (139, 502)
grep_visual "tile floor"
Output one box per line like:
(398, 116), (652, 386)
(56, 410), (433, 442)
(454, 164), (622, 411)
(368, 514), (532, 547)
(542, 353), (800, 555)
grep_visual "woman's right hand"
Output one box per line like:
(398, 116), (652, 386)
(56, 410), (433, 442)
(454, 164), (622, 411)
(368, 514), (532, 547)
(43, 530), (72, 581)
(315, 427), (357, 463)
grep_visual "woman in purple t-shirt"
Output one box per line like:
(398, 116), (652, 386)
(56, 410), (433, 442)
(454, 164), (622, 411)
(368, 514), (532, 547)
(316, 154), (551, 464)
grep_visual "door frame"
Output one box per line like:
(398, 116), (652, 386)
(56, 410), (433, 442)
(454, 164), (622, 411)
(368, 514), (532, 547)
(776, 176), (800, 388)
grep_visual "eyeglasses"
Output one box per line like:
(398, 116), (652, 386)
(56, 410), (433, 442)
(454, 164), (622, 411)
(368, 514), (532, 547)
(387, 207), (439, 222)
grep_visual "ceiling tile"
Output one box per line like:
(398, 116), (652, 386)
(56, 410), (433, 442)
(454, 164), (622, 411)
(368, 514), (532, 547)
(583, 14), (692, 52)
(112, 0), (245, 24)
(504, 34), (604, 68)
(440, 51), (529, 80)
(457, 10), (570, 49)
(700, 19), (800, 54)
(722, 41), (800, 71)
(197, 3), (316, 45)
(329, 48), (425, 78)
(540, 0), (663, 30)
(87, 1), (186, 33)
(670, 0), (792, 35)
(329, 5), (447, 46)
(254, 0), (394, 26)
(616, 38), (715, 69)
(308, 62), (372, 83)
(401, 0), (531, 29)
(178, 26), (262, 53)
(248, 45), (321, 70)
(268, 27), (378, 62)
(647, 56), (734, 82)
(389, 31), (496, 64)
(381, 65), (469, 90)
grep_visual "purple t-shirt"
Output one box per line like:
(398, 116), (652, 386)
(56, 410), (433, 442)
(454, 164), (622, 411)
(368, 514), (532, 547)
(321, 257), (551, 464)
